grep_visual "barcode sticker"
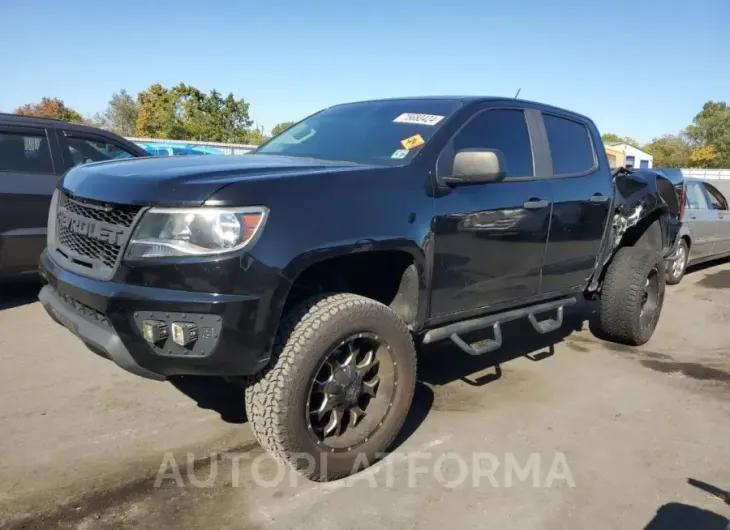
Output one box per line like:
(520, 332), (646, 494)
(393, 113), (445, 126)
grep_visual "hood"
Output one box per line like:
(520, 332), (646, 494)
(61, 154), (364, 206)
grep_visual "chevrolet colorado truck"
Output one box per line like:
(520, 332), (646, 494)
(37, 97), (681, 481)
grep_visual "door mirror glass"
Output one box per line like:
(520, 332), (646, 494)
(444, 148), (507, 185)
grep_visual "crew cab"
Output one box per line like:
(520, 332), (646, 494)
(0, 114), (149, 280)
(37, 97), (680, 481)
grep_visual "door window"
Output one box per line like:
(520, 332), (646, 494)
(543, 114), (595, 175)
(703, 183), (728, 211)
(686, 182), (710, 210)
(0, 131), (54, 173)
(451, 109), (534, 178)
(63, 135), (136, 167)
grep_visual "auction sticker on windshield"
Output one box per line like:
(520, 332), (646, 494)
(393, 113), (445, 126)
(401, 134), (425, 150)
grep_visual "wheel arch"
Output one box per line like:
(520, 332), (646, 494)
(280, 241), (428, 330)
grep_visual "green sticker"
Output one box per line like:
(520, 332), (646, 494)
(391, 149), (409, 159)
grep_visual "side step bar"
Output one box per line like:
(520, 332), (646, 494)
(422, 297), (577, 356)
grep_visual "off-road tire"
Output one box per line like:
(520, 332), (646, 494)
(245, 293), (417, 481)
(595, 246), (665, 346)
(665, 239), (689, 285)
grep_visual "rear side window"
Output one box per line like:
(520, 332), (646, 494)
(64, 135), (136, 167)
(0, 131), (54, 173)
(703, 183), (728, 210)
(543, 114), (595, 175)
(686, 182), (709, 210)
(452, 109), (534, 178)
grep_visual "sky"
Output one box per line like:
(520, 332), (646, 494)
(0, 0), (728, 142)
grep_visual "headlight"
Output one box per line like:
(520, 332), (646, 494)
(126, 206), (269, 259)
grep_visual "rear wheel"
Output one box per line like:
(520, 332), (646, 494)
(594, 246), (665, 346)
(666, 239), (689, 285)
(245, 293), (417, 481)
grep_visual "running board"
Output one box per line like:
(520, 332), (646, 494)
(422, 297), (576, 356)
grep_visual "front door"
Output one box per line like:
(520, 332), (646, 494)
(685, 181), (717, 261)
(429, 107), (552, 319)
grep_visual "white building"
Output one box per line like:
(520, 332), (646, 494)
(604, 142), (653, 169)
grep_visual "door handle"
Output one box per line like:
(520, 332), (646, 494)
(523, 199), (550, 210)
(689, 215), (697, 220)
(589, 193), (609, 203)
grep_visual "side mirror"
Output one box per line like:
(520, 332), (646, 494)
(443, 148), (507, 186)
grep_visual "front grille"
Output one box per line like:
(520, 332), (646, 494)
(57, 229), (119, 268)
(58, 193), (138, 227)
(54, 192), (143, 277)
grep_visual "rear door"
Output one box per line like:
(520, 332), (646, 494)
(539, 113), (613, 294)
(684, 181), (717, 260)
(701, 181), (730, 256)
(0, 124), (62, 276)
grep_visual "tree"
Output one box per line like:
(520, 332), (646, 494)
(601, 133), (622, 143)
(686, 101), (730, 166)
(14, 97), (84, 123)
(91, 90), (138, 136)
(689, 145), (719, 168)
(643, 134), (693, 168)
(134, 83), (260, 143)
(601, 133), (640, 148)
(134, 83), (185, 139)
(271, 121), (295, 136)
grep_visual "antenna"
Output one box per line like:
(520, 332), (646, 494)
(514, 88), (521, 99)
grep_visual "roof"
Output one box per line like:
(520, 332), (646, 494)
(330, 96), (595, 125)
(0, 112), (107, 133)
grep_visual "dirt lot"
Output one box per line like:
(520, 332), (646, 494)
(1, 263), (729, 530)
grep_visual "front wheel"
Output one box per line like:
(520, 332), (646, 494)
(245, 293), (417, 481)
(594, 246), (666, 346)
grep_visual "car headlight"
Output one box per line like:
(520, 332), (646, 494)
(126, 206), (269, 259)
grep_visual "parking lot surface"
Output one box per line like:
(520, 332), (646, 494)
(1, 264), (729, 529)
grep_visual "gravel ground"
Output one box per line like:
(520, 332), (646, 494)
(1, 262), (729, 529)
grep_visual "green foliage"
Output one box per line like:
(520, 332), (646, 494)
(271, 121), (295, 136)
(685, 101), (730, 167)
(643, 134), (693, 168)
(601, 133), (640, 148)
(14, 97), (84, 123)
(134, 83), (262, 143)
(91, 90), (139, 136)
(689, 145), (719, 168)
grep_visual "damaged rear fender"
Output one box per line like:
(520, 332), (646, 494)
(588, 168), (682, 292)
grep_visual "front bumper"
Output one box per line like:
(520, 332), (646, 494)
(38, 250), (280, 380)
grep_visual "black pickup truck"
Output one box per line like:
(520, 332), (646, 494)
(37, 97), (681, 480)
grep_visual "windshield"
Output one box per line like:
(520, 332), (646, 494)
(256, 99), (463, 165)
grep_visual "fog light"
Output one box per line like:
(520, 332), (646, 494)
(142, 320), (168, 343)
(171, 322), (198, 346)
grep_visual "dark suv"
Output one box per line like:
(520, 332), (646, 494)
(0, 114), (149, 280)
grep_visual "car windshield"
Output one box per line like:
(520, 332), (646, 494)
(256, 99), (463, 165)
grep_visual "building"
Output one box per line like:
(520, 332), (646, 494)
(604, 142), (653, 169)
